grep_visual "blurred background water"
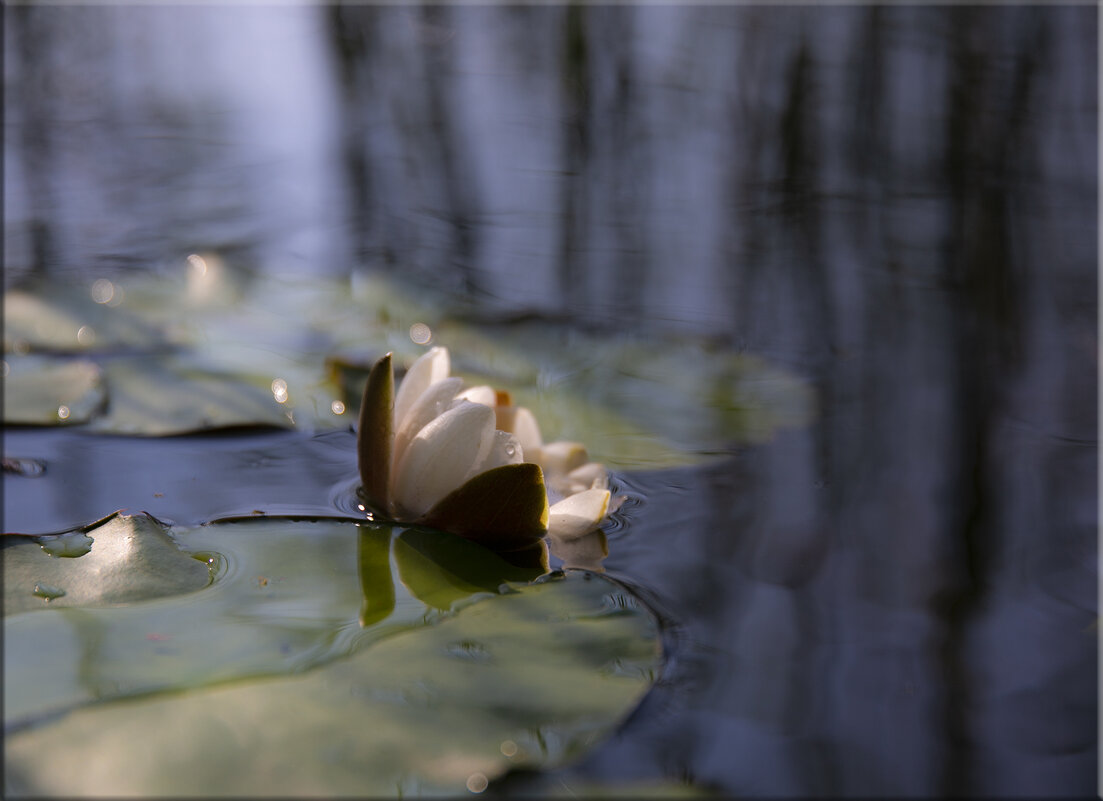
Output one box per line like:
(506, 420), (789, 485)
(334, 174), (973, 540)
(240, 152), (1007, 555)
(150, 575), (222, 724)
(4, 3), (1097, 796)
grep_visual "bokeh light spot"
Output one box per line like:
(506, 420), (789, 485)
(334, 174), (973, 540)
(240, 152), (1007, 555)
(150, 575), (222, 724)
(187, 253), (208, 277)
(409, 322), (432, 345)
(90, 279), (115, 304)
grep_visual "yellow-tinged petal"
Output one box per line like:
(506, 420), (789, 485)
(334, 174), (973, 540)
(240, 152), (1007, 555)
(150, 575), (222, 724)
(567, 461), (609, 493)
(392, 400), (495, 518)
(547, 488), (610, 541)
(417, 462), (549, 550)
(457, 384), (497, 407)
(538, 441), (589, 476)
(392, 376), (463, 473)
(357, 352), (394, 514)
(393, 346), (450, 432)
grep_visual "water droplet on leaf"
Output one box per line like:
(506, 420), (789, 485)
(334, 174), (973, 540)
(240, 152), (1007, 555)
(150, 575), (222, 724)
(38, 531), (94, 558)
(32, 583), (67, 601)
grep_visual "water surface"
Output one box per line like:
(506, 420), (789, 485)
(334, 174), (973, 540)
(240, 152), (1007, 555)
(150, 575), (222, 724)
(3, 4), (1097, 796)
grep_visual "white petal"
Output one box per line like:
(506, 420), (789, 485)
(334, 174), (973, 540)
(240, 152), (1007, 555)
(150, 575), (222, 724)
(392, 376), (463, 474)
(538, 441), (589, 476)
(392, 400), (495, 518)
(457, 385), (497, 407)
(495, 405), (543, 455)
(566, 461), (609, 494)
(471, 430), (524, 475)
(393, 346), (450, 433)
(547, 488), (610, 541)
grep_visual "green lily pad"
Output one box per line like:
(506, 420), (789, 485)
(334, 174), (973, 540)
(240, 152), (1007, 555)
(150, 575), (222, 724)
(2, 355), (106, 425)
(123, 269), (814, 458)
(4, 271), (812, 451)
(2, 513), (212, 617)
(444, 326), (817, 468)
(87, 357), (293, 435)
(3, 283), (167, 354)
(2, 352), (302, 435)
(5, 516), (661, 796)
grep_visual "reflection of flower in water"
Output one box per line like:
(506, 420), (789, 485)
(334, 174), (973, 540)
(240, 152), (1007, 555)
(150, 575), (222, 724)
(548, 528), (609, 573)
(357, 347), (611, 560)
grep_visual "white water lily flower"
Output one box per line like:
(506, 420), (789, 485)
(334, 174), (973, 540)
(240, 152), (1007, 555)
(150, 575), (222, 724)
(357, 346), (611, 552)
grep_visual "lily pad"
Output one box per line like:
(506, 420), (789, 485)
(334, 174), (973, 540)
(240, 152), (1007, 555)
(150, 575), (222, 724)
(119, 269), (815, 456)
(3, 283), (166, 354)
(445, 328), (817, 468)
(4, 271), (813, 453)
(2, 352), (302, 435)
(87, 357), (293, 435)
(2, 356), (106, 425)
(2, 512), (212, 617)
(5, 516), (661, 796)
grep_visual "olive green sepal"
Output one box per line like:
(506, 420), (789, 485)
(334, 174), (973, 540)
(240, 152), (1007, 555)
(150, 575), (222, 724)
(357, 352), (394, 515)
(416, 462), (550, 551)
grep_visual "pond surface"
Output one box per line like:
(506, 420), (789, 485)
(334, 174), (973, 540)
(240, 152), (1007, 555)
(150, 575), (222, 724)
(3, 4), (1097, 798)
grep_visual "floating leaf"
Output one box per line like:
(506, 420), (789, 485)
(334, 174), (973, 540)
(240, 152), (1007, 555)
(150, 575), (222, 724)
(5, 271), (813, 452)
(2, 356), (106, 426)
(2, 513), (211, 617)
(87, 357), (292, 435)
(4, 517), (661, 797)
(439, 318), (816, 466)
(3, 283), (166, 354)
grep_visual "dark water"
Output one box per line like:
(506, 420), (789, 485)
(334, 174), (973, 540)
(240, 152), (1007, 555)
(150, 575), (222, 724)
(4, 4), (1097, 797)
